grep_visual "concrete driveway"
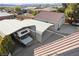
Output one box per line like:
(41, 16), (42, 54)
(13, 32), (63, 56)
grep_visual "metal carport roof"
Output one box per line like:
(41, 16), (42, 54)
(0, 19), (54, 42)
(0, 19), (35, 37)
(22, 19), (54, 42)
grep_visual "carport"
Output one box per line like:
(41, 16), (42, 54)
(22, 19), (54, 43)
(0, 19), (36, 46)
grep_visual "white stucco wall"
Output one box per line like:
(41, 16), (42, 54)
(54, 16), (65, 30)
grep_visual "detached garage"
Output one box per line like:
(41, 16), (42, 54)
(34, 11), (65, 30)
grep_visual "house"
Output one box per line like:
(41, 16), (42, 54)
(22, 7), (37, 13)
(24, 13), (34, 19)
(16, 13), (34, 20)
(0, 12), (15, 20)
(35, 7), (57, 12)
(51, 3), (63, 8)
(34, 31), (79, 56)
(34, 11), (65, 30)
(23, 7), (37, 10)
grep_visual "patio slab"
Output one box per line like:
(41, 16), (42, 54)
(54, 24), (78, 35)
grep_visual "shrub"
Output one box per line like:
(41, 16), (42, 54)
(0, 35), (15, 56)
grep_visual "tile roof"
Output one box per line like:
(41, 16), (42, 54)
(34, 11), (64, 23)
(34, 31), (79, 56)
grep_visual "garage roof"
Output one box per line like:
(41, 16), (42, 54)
(34, 11), (64, 23)
(34, 32), (79, 56)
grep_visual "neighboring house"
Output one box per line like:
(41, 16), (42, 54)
(21, 7), (37, 13)
(22, 7), (37, 11)
(34, 31), (79, 56)
(0, 12), (15, 20)
(16, 13), (34, 20)
(51, 3), (63, 8)
(23, 13), (34, 19)
(35, 7), (57, 12)
(34, 11), (65, 30)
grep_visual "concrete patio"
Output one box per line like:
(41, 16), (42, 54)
(54, 24), (78, 36)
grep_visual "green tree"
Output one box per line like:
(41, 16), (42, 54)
(14, 6), (21, 12)
(31, 10), (38, 16)
(73, 4), (79, 19)
(0, 35), (15, 56)
(0, 7), (6, 11)
(65, 3), (77, 24)
(57, 7), (65, 13)
(57, 3), (68, 13)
